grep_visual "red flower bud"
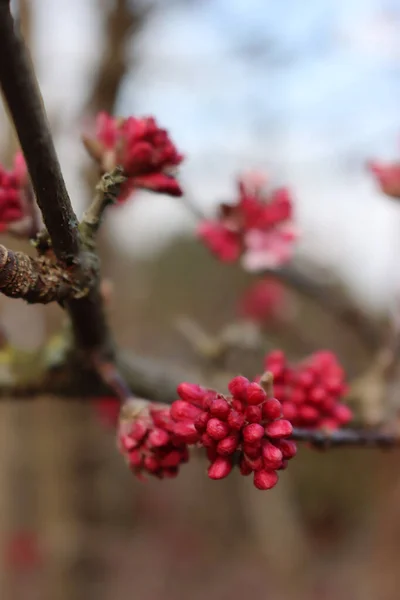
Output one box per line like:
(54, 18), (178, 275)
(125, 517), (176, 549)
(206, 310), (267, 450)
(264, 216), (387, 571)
(239, 457), (253, 476)
(207, 457), (232, 480)
(201, 432), (217, 448)
(128, 449), (142, 468)
(297, 405), (319, 424)
(265, 419), (293, 438)
(147, 428), (170, 447)
(194, 411), (210, 433)
(246, 382), (267, 405)
(143, 455), (159, 473)
(245, 405), (262, 423)
(243, 423), (264, 443)
(243, 442), (261, 458)
(261, 441), (283, 469)
(210, 397), (230, 420)
(333, 404), (352, 424)
(282, 402), (297, 421)
(244, 455), (263, 471)
(217, 434), (239, 456)
(177, 382), (206, 407)
(206, 418), (230, 441)
(276, 439), (297, 459)
(262, 398), (282, 420)
(160, 450), (182, 468)
(228, 409), (245, 430)
(231, 399), (245, 413)
(253, 469), (279, 490)
(172, 421), (200, 444)
(130, 420), (148, 441)
(228, 375), (250, 400)
(171, 400), (202, 422)
(309, 387), (327, 404)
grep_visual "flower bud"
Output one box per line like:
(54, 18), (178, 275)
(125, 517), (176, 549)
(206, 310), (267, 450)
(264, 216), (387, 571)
(194, 411), (210, 433)
(210, 397), (230, 420)
(228, 375), (250, 400)
(172, 421), (200, 444)
(171, 400), (202, 422)
(276, 439), (297, 459)
(253, 469), (279, 490)
(265, 419), (293, 438)
(245, 405), (262, 423)
(261, 441), (283, 469)
(147, 428), (170, 447)
(217, 434), (239, 456)
(262, 398), (282, 420)
(243, 423), (264, 444)
(246, 382), (267, 406)
(177, 382), (206, 407)
(207, 457), (232, 480)
(228, 410), (245, 430)
(206, 418), (230, 441)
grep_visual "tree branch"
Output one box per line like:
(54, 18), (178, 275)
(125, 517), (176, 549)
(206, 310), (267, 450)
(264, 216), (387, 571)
(0, 244), (81, 303)
(291, 427), (399, 448)
(0, 3), (114, 357)
(0, 0), (79, 263)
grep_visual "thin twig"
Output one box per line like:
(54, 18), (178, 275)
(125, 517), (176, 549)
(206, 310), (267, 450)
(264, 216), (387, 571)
(81, 167), (126, 240)
(291, 427), (399, 448)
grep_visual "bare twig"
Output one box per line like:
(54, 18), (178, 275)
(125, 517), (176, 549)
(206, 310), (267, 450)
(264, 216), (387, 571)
(0, 0), (79, 262)
(0, 3), (113, 356)
(291, 426), (399, 449)
(81, 167), (126, 241)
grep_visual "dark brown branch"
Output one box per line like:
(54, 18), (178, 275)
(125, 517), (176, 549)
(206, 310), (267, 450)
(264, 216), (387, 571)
(0, 244), (81, 303)
(291, 427), (399, 449)
(84, 0), (149, 116)
(0, 3), (114, 357)
(0, 1), (79, 263)
(264, 265), (381, 349)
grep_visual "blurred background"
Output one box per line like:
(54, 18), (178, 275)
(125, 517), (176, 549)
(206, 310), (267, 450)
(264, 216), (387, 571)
(1, 0), (400, 598)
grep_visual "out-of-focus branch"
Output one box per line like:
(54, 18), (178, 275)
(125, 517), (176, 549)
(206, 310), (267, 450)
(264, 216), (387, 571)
(0, 1), (80, 262)
(84, 0), (150, 116)
(0, 3), (113, 356)
(290, 427), (399, 448)
(264, 265), (381, 349)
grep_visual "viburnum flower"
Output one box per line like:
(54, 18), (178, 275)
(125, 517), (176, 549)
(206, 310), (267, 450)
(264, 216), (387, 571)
(198, 172), (297, 271)
(369, 159), (400, 199)
(83, 112), (184, 200)
(262, 350), (353, 430)
(119, 376), (296, 490)
(0, 152), (28, 232)
(118, 399), (190, 480)
(237, 278), (286, 323)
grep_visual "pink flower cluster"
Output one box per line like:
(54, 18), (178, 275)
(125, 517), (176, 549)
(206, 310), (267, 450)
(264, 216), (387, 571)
(263, 350), (352, 430)
(237, 277), (286, 324)
(84, 112), (184, 199)
(369, 160), (400, 199)
(0, 152), (27, 232)
(119, 378), (296, 490)
(198, 172), (297, 271)
(119, 401), (190, 480)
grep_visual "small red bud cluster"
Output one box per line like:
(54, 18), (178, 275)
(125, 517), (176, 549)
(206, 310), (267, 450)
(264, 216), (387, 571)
(175, 378), (296, 490)
(263, 350), (352, 430)
(83, 112), (184, 199)
(0, 152), (27, 232)
(237, 277), (286, 324)
(118, 401), (189, 480)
